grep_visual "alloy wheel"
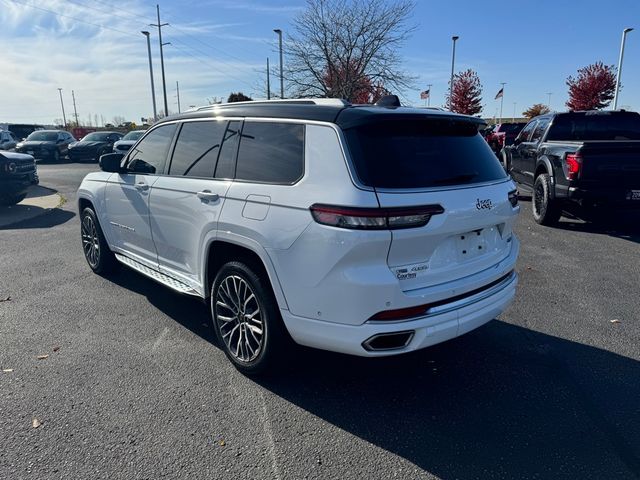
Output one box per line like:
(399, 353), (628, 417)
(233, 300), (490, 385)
(81, 214), (100, 268)
(215, 275), (264, 363)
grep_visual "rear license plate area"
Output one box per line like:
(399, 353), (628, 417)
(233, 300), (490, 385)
(627, 190), (640, 201)
(455, 229), (489, 261)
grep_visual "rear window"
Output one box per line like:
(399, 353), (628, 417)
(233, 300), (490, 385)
(500, 124), (525, 133)
(344, 120), (507, 189)
(547, 113), (640, 141)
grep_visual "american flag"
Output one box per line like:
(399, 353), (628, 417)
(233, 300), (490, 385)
(494, 87), (504, 100)
(420, 89), (430, 100)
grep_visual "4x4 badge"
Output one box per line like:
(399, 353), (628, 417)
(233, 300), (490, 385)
(476, 198), (493, 210)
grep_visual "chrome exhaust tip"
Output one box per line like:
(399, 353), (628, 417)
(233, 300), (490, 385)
(362, 331), (414, 352)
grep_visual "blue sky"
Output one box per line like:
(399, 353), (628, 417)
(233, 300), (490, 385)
(0, 0), (638, 125)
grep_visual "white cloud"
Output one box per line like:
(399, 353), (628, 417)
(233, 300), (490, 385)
(0, 0), (270, 124)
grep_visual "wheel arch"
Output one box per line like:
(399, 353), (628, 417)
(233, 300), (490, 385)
(203, 235), (289, 311)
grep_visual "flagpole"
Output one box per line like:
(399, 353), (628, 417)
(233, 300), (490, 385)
(427, 84), (432, 107)
(499, 82), (506, 123)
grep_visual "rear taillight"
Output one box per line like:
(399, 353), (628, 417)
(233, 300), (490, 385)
(565, 153), (582, 180)
(508, 189), (518, 208)
(309, 204), (444, 230)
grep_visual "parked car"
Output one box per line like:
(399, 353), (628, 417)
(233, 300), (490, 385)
(0, 130), (18, 150)
(15, 130), (75, 162)
(68, 131), (124, 162)
(0, 123), (44, 141)
(0, 151), (38, 206)
(502, 110), (640, 225)
(486, 122), (526, 154)
(78, 97), (520, 374)
(113, 130), (145, 154)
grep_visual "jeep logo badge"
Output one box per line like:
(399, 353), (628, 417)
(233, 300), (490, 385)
(476, 198), (493, 210)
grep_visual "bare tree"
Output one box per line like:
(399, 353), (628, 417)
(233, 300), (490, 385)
(285, 0), (416, 101)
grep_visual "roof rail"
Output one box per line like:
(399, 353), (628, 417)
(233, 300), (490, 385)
(192, 98), (351, 111)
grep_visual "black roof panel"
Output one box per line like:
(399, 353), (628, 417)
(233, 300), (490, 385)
(157, 103), (485, 129)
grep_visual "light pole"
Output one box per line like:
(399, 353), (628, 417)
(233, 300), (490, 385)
(57, 88), (67, 128)
(151, 4), (169, 117)
(449, 35), (459, 110)
(273, 29), (284, 99)
(266, 57), (271, 100)
(613, 27), (634, 110)
(546, 92), (553, 110)
(141, 31), (158, 121)
(427, 83), (433, 106)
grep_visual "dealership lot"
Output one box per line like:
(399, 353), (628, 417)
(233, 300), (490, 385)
(1, 164), (639, 479)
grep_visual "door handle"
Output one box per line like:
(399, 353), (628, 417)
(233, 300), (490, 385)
(135, 182), (149, 192)
(197, 190), (219, 202)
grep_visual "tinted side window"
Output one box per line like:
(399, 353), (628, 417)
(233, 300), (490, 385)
(235, 122), (304, 184)
(530, 118), (550, 143)
(517, 121), (537, 142)
(127, 123), (177, 174)
(215, 121), (241, 179)
(169, 121), (228, 177)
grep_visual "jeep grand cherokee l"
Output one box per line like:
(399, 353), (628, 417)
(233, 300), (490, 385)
(77, 97), (520, 375)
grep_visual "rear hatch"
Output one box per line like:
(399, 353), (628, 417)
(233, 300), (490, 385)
(344, 116), (517, 292)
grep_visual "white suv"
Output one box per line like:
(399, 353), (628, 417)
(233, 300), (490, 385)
(78, 98), (520, 374)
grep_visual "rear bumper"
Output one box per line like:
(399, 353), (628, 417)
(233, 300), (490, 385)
(281, 271), (518, 357)
(567, 186), (640, 208)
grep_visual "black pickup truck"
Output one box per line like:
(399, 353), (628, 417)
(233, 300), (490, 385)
(0, 151), (38, 206)
(502, 110), (640, 225)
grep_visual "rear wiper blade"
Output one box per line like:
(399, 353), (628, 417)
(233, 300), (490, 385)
(432, 172), (479, 185)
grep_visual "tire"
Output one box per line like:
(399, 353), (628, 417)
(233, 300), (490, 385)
(80, 207), (117, 274)
(0, 192), (27, 206)
(532, 173), (562, 226)
(211, 261), (288, 375)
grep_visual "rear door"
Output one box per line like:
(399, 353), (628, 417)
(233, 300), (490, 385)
(149, 120), (240, 290)
(104, 123), (177, 267)
(344, 118), (518, 292)
(510, 119), (537, 183)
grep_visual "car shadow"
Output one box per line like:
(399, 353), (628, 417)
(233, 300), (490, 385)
(518, 196), (640, 245)
(0, 206), (75, 230)
(106, 268), (640, 479)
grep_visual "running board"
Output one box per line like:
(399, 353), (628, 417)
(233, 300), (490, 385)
(114, 253), (200, 297)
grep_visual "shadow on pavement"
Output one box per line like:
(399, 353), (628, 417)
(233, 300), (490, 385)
(107, 268), (640, 479)
(519, 197), (640, 245)
(0, 206), (75, 230)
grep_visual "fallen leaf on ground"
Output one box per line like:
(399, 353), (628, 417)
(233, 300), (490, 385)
(218, 440), (226, 447)
(32, 418), (41, 428)
(52, 346), (60, 352)
(610, 319), (621, 324)
(2, 369), (13, 373)
(36, 354), (49, 360)
(0, 296), (10, 302)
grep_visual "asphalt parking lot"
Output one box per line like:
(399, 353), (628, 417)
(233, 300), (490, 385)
(1, 164), (639, 480)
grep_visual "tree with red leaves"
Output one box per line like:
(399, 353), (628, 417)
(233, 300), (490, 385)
(323, 64), (390, 103)
(447, 69), (483, 115)
(566, 62), (616, 110)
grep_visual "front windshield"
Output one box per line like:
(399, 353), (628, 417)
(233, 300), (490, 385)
(83, 132), (112, 142)
(26, 131), (58, 141)
(123, 131), (144, 141)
